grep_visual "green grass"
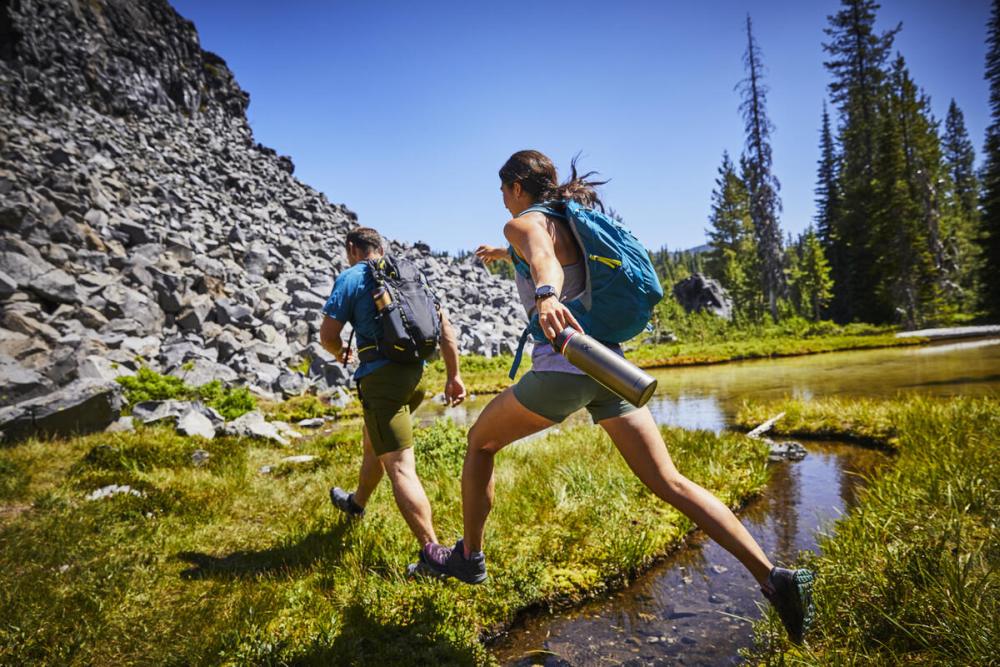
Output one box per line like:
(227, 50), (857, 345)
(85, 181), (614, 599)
(0, 418), (769, 665)
(117, 367), (257, 420)
(627, 323), (924, 369)
(735, 396), (1000, 665)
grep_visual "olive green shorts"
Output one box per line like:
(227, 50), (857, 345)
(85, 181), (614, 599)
(356, 363), (425, 456)
(512, 370), (637, 424)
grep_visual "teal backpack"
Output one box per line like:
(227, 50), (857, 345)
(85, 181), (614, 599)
(508, 200), (663, 378)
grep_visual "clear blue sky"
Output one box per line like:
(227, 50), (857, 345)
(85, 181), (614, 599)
(171, 0), (990, 255)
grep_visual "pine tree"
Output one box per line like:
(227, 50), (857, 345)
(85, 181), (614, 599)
(942, 99), (982, 304)
(739, 14), (785, 322)
(815, 101), (841, 247)
(866, 56), (944, 326)
(944, 100), (980, 220)
(705, 152), (760, 318)
(788, 227), (835, 321)
(822, 0), (900, 322)
(983, 0), (1000, 316)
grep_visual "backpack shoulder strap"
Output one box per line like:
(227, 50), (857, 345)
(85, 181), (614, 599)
(516, 201), (566, 219)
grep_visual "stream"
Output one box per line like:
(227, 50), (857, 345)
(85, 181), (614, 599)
(421, 338), (1000, 665)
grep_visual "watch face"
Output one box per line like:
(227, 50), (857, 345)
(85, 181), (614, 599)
(535, 285), (556, 299)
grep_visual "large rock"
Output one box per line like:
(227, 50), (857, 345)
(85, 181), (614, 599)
(0, 251), (82, 304)
(170, 358), (238, 387)
(132, 400), (223, 427)
(672, 273), (733, 320)
(176, 409), (216, 439)
(223, 410), (290, 445)
(0, 359), (52, 406)
(0, 380), (122, 442)
(77, 355), (136, 382)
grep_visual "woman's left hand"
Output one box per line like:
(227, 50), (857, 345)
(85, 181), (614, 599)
(475, 245), (509, 265)
(536, 297), (583, 341)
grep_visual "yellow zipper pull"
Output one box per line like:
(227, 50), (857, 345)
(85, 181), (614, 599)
(589, 254), (622, 269)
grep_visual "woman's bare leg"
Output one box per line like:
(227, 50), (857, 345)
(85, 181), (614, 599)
(462, 387), (553, 555)
(600, 407), (773, 584)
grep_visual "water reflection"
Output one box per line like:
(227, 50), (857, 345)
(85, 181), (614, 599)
(492, 443), (889, 666)
(420, 338), (1000, 430)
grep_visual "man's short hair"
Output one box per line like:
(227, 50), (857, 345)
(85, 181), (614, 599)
(346, 227), (383, 254)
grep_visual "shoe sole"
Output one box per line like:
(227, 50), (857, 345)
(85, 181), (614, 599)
(406, 562), (447, 580)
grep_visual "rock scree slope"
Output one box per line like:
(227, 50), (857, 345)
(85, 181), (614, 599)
(0, 0), (523, 432)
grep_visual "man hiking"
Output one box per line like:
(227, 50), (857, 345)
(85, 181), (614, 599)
(417, 150), (815, 644)
(319, 226), (466, 560)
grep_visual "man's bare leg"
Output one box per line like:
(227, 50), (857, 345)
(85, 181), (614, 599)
(381, 447), (438, 547)
(352, 425), (383, 507)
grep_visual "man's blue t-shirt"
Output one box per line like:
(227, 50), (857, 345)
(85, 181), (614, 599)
(322, 262), (389, 380)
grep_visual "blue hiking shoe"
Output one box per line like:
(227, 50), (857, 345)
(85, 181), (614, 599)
(762, 567), (815, 644)
(329, 487), (365, 518)
(420, 539), (487, 584)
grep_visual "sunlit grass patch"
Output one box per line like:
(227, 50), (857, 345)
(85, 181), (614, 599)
(0, 415), (770, 665)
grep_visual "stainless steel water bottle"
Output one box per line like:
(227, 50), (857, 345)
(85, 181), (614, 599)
(553, 328), (657, 408)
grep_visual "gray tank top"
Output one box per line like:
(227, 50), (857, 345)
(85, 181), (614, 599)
(515, 245), (621, 374)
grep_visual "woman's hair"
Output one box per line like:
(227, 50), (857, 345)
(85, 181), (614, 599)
(498, 150), (608, 211)
(345, 227), (383, 254)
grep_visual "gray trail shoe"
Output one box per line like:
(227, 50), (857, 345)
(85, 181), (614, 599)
(762, 567), (815, 644)
(420, 539), (487, 584)
(329, 487), (365, 518)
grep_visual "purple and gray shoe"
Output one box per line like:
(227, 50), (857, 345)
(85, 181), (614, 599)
(419, 539), (487, 584)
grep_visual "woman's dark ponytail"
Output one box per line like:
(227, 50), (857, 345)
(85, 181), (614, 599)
(499, 150), (607, 211)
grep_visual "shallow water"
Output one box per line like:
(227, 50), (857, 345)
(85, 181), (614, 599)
(491, 442), (889, 666)
(419, 337), (1000, 430)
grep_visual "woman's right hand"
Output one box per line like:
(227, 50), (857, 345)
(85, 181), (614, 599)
(536, 296), (583, 341)
(474, 245), (509, 265)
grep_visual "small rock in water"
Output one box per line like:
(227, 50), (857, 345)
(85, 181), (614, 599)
(768, 440), (808, 462)
(711, 564), (728, 574)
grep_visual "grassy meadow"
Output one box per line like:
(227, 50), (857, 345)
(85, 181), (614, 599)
(0, 415), (769, 665)
(737, 396), (1000, 665)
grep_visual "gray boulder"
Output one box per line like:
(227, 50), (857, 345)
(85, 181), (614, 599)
(176, 409), (216, 439)
(171, 358), (238, 387)
(223, 410), (290, 445)
(0, 251), (82, 304)
(672, 273), (733, 320)
(77, 355), (135, 382)
(0, 379), (122, 442)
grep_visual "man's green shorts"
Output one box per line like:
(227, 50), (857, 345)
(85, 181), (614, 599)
(512, 370), (637, 424)
(357, 363), (425, 456)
